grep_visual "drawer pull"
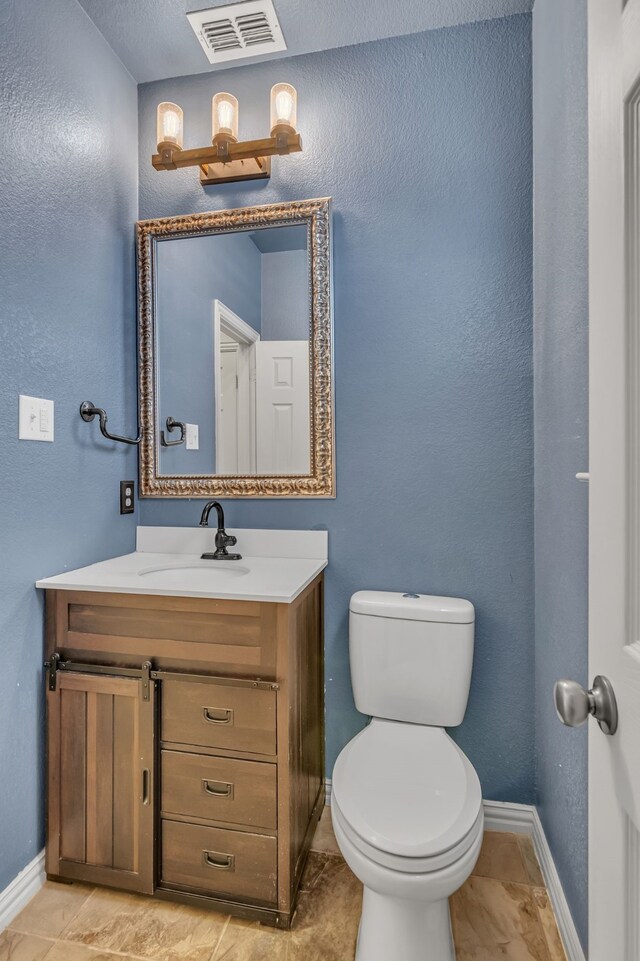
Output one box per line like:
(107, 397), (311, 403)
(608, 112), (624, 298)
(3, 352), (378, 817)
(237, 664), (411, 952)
(203, 850), (235, 871)
(142, 769), (150, 806)
(202, 706), (234, 725)
(202, 778), (234, 799)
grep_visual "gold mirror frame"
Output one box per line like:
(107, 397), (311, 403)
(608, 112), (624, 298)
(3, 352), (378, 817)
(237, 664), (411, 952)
(136, 197), (334, 497)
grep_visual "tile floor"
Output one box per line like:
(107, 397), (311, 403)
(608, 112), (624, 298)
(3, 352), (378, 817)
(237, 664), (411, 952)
(0, 812), (567, 961)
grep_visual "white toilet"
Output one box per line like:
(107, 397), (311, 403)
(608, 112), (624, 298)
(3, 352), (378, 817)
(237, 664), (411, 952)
(332, 591), (483, 961)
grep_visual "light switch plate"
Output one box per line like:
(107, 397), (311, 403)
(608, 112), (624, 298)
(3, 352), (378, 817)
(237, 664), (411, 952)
(19, 395), (54, 442)
(185, 423), (199, 450)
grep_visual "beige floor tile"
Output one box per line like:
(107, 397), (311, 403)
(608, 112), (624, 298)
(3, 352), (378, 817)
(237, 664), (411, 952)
(533, 889), (567, 961)
(61, 888), (145, 952)
(9, 881), (93, 938)
(45, 943), (142, 961)
(0, 930), (53, 961)
(451, 876), (551, 961)
(299, 851), (333, 893)
(212, 918), (288, 961)
(1, 824), (568, 961)
(472, 832), (530, 885)
(288, 855), (362, 961)
(62, 886), (227, 961)
(310, 808), (341, 857)
(519, 837), (545, 887)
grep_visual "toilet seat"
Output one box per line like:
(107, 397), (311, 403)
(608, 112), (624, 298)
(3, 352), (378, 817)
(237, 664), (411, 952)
(332, 718), (482, 874)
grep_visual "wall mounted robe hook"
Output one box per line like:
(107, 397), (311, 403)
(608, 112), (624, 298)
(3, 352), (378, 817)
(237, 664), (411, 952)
(79, 401), (142, 446)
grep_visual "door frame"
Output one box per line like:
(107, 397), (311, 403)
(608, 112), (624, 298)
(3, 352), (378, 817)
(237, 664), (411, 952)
(213, 300), (259, 474)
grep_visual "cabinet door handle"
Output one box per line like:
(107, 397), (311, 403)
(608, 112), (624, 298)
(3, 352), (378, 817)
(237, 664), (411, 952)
(202, 706), (234, 725)
(142, 769), (150, 806)
(202, 779), (234, 799)
(203, 850), (235, 871)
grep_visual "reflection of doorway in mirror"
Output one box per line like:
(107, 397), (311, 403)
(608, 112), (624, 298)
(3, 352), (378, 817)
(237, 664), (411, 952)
(214, 300), (259, 474)
(256, 341), (310, 474)
(218, 337), (240, 472)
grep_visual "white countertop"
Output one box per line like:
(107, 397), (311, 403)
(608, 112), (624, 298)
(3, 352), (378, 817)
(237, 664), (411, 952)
(36, 527), (328, 604)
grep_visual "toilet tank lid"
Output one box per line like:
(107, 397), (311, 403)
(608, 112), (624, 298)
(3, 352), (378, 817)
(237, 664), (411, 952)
(350, 591), (475, 624)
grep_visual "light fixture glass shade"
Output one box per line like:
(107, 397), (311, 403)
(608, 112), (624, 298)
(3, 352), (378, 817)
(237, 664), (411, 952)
(270, 83), (297, 135)
(156, 102), (183, 150)
(212, 93), (239, 143)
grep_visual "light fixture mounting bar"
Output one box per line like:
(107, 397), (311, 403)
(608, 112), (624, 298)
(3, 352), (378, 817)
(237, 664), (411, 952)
(152, 132), (302, 184)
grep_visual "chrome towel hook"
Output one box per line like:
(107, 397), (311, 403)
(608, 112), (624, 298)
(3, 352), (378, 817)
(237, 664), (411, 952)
(79, 401), (142, 446)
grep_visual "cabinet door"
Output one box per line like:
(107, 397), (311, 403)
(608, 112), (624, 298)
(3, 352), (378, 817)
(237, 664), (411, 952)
(46, 671), (155, 893)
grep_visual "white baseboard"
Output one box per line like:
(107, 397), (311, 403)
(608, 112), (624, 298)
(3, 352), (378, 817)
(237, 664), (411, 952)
(0, 851), (45, 934)
(0, 851), (45, 931)
(325, 777), (332, 805)
(530, 809), (586, 961)
(482, 799), (536, 835)
(324, 781), (584, 961)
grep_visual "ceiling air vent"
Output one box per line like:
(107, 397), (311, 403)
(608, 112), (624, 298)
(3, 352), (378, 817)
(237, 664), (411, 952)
(187, 0), (287, 64)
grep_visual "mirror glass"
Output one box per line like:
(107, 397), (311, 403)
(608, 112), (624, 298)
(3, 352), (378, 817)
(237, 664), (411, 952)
(155, 224), (310, 476)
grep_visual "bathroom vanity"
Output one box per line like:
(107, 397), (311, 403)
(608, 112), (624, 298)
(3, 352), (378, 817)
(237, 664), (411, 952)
(37, 528), (327, 929)
(40, 197), (334, 927)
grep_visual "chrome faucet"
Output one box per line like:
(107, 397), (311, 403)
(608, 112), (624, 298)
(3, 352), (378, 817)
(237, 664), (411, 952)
(199, 501), (242, 560)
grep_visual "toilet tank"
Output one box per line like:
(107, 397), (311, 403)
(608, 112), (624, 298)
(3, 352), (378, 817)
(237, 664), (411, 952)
(349, 591), (475, 727)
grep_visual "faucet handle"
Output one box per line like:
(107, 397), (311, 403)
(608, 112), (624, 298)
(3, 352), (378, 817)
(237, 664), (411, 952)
(224, 534), (237, 546)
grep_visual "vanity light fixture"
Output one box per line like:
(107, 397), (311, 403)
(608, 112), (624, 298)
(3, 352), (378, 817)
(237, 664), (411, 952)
(152, 84), (301, 186)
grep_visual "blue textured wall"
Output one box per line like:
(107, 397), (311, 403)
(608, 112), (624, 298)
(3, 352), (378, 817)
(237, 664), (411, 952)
(262, 250), (309, 341)
(156, 232), (262, 474)
(532, 0), (589, 949)
(138, 15), (535, 799)
(0, 0), (138, 888)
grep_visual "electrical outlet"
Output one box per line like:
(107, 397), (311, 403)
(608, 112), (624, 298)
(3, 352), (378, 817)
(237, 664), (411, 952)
(120, 480), (135, 515)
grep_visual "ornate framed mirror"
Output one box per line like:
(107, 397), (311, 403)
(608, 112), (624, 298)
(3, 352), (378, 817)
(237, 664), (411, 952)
(137, 198), (334, 497)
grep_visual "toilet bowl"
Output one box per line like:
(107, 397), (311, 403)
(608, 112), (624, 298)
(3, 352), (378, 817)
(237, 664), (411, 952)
(333, 591), (481, 961)
(332, 718), (483, 961)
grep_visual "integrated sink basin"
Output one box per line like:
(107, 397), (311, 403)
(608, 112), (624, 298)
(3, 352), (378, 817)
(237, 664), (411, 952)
(35, 527), (328, 603)
(137, 562), (250, 590)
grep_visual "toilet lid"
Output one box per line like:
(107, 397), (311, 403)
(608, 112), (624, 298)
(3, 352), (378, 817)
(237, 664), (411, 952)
(332, 720), (482, 861)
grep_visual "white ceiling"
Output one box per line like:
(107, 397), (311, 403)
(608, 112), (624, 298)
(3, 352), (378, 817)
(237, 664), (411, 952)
(77, 0), (533, 84)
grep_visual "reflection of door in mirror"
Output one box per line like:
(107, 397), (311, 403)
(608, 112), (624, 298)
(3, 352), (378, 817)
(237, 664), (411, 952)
(256, 341), (310, 474)
(214, 301), (258, 475)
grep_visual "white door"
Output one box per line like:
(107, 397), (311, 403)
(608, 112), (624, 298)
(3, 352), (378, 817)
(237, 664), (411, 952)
(587, 1), (640, 956)
(255, 341), (310, 474)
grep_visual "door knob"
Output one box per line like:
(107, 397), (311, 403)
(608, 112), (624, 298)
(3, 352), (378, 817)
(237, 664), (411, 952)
(554, 676), (618, 735)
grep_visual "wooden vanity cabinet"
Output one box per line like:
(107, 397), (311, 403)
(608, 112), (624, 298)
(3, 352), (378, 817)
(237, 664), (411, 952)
(44, 575), (324, 928)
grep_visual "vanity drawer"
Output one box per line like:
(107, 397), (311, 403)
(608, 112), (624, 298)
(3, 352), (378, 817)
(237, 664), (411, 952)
(161, 750), (277, 829)
(161, 678), (277, 755)
(161, 820), (277, 904)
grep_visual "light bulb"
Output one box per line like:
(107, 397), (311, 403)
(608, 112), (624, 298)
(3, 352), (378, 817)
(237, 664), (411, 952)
(212, 92), (239, 143)
(275, 90), (294, 124)
(156, 102), (183, 151)
(270, 83), (297, 136)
